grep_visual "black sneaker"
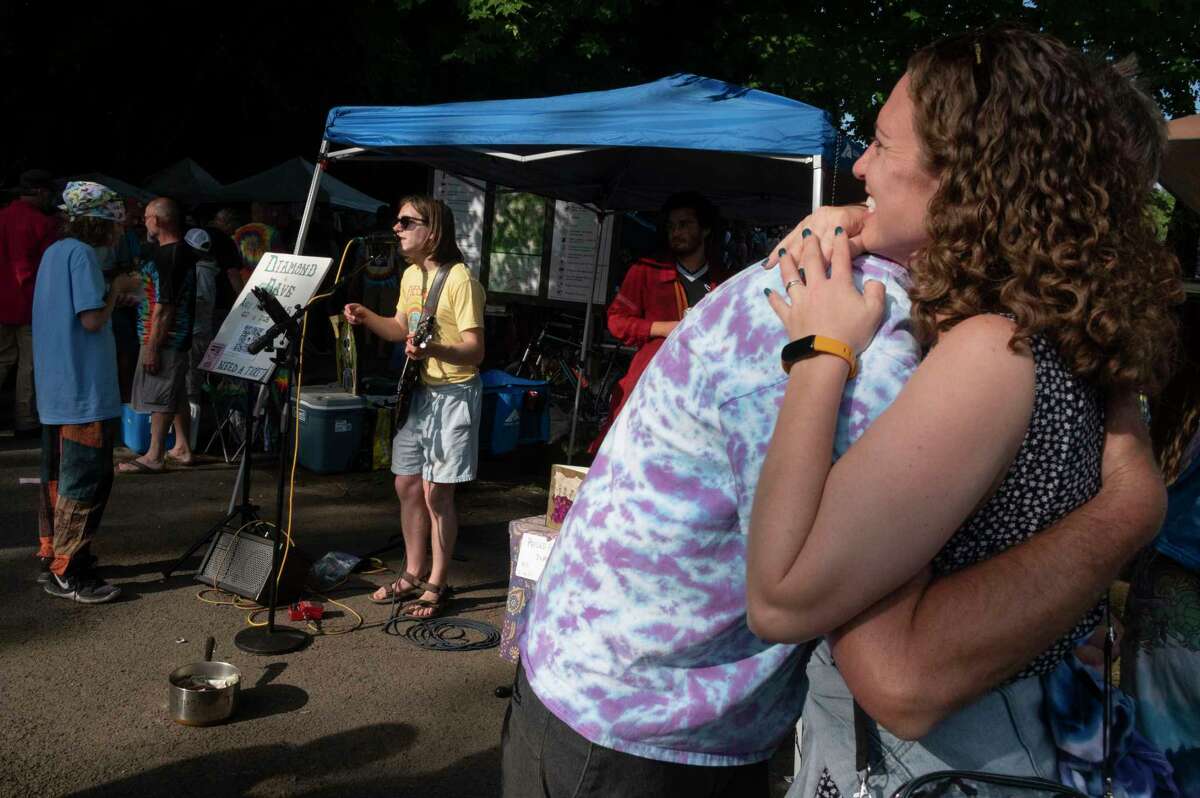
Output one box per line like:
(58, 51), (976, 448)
(37, 552), (98, 583)
(44, 572), (121, 604)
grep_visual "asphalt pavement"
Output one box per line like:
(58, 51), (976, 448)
(0, 431), (550, 797)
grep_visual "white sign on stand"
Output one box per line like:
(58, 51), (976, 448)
(548, 202), (613, 304)
(433, 170), (486, 278)
(199, 252), (333, 383)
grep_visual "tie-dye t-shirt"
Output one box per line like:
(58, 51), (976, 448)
(520, 255), (920, 766)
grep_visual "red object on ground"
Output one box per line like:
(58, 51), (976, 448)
(288, 600), (324, 621)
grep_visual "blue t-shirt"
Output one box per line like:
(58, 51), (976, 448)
(32, 239), (121, 425)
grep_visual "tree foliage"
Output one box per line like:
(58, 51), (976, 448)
(5, 0), (1198, 185)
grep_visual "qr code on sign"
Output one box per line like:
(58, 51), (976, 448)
(234, 326), (266, 354)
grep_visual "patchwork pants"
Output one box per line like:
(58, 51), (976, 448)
(37, 420), (117, 577)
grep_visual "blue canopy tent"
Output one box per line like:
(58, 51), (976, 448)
(293, 73), (859, 457)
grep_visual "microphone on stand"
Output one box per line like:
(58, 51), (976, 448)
(358, 232), (398, 245)
(247, 287), (297, 355)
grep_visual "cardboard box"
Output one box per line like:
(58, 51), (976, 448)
(545, 464), (589, 530)
(499, 514), (560, 663)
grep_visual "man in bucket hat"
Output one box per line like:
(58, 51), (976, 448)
(0, 168), (60, 436)
(34, 181), (140, 602)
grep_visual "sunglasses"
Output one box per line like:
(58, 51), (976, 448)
(396, 215), (427, 231)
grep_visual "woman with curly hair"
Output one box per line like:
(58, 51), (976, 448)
(746, 27), (1183, 797)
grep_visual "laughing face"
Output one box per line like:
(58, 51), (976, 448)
(853, 73), (941, 267)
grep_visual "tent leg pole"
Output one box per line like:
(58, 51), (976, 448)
(810, 154), (824, 211)
(567, 210), (606, 464)
(293, 139), (329, 255)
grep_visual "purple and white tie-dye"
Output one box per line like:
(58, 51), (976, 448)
(520, 255), (920, 766)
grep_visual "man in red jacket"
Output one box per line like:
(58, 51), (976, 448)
(0, 169), (60, 435)
(591, 192), (724, 453)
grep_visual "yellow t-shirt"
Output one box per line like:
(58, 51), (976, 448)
(396, 262), (486, 386)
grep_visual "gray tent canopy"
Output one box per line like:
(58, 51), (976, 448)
(143, 158), (225, 204)
(221, 157), (386, 213)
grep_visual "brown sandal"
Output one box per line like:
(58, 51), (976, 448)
(369, 571), (430, 604)
(398, 583), (451, 619)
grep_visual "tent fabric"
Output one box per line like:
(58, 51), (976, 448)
(1163, 115), (1200, 216)
(325, 74), (836, 157)
(143, 158), (224, 204)
(220, 157), (386, 213)
(321, 74), (859, 224)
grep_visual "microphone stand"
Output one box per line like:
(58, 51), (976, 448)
(233, 252), (379, 655)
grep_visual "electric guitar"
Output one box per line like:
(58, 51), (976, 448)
(392, 314), (436, 434)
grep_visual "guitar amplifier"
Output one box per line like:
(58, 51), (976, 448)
(195, 528), (312, 605)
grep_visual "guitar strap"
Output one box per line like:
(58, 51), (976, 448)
(418, 264), (452, 335)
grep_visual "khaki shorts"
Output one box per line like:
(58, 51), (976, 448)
(391, 376), (481, 483)
(131, 346), (189, 414)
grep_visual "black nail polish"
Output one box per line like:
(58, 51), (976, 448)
(801, 228), (812, 238)
(834, 226), (844, 236)
(777, 248), (787, 257)
(763, 288), (772, 297)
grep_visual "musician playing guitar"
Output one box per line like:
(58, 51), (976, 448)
(344, 195), (486, 619)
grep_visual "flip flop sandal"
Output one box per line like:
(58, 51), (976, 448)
(369, 571), (431, 604)
(117, 459), (166, 475)
(399, 583), (451, 619)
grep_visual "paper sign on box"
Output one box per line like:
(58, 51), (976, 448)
(514, 534), (556, 581)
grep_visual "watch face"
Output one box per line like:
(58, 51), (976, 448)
(781, 335), (816, 363)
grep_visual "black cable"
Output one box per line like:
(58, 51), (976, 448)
(382, 614), (501, 652)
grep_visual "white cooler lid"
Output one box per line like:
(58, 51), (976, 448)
(298, 390), (366, 411)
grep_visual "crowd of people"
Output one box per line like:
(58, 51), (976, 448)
(4, 21), (1198, 798)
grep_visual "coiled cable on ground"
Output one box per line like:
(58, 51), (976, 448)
(383, 613), (501, 652)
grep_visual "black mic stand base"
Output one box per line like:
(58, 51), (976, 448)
(234, 625), (309, 655)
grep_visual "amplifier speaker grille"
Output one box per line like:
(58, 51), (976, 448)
(195, 529), (311, 605)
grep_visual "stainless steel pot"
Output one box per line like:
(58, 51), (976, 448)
(169, 637), (241, 726)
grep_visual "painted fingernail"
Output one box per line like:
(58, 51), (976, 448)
(801, 228), (812, 239)
(778, 248), (787, 257)
(763, 288), (773, 297)
(834, 226), (844, 236)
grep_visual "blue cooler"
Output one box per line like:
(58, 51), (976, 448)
(296, 389), (366, 474)
(480, 370), (550, 456)
(121, 404), (176, 454)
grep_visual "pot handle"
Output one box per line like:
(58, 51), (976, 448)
(204, 636), (215, 662)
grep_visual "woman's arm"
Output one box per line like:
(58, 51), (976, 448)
(828, 392), (1164, 739)
(746, 234), (1034, 643)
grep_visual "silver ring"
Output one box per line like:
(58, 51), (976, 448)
(784, 278), (804, 291)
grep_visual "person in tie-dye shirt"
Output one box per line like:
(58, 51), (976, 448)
(502, 242), (918, 796)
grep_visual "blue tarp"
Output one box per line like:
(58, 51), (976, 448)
(321, 74), (862, 223)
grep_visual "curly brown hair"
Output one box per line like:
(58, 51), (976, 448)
(905, 26), (1183, 394)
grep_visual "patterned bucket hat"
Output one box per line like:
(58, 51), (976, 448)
(59, 181), (126, 223)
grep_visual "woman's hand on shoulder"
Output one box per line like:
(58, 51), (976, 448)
(765, 205), (868, 268)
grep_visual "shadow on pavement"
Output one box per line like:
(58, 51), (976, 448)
(64, 722), (420, 798)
